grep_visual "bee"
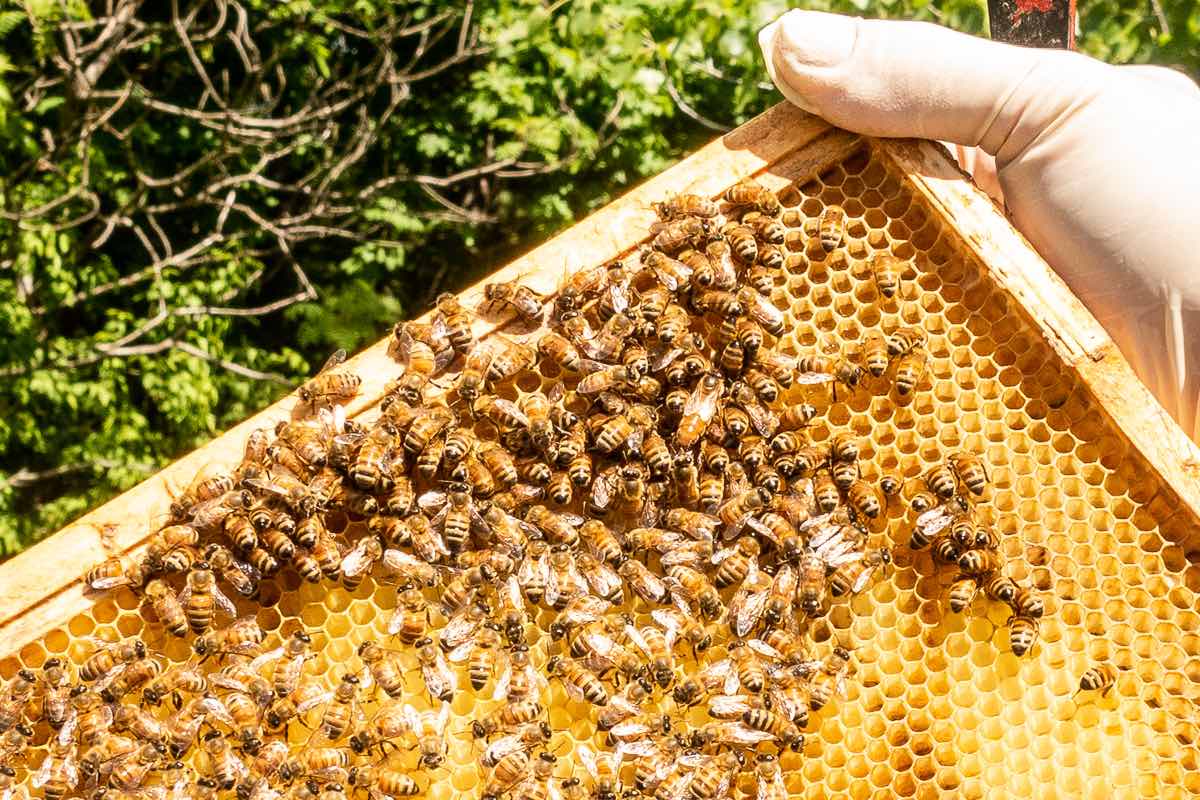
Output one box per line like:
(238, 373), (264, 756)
(484, 280), (546, 324)
(402, 406), (455, 458)
(946, 450), (989, 496)
(1076, 663), (1119, 698)
(829, 548), (891, 597)
(112, 705), (168, 749)
(538, 330), (587, 375)
(670, 452), (701, 509)
(932, 534), (960, 565)
(435, 292), (475, 353)
(796, 353), (862, 396)
(1010, 587), (1044, 618)
(1008, 615), (1039, 657)
(99, 655), (162, 703)
(886, 326), (925, 357)
(314, 673), (361, 743)
(689, 749), (740, 800)
(922, 464), (957, 500)
(717, 487), (770, 537)
(392, 327), (452, 405)
(299, 349), (362, 409)
(137, 578), (187, 638)
(724, 179), (780, 216)
(643, 251), (695, 293)
(204, 543), (260, 599)
(224, 513), (258, 553)
(84, 556), (145, 591)
(657, 303), (692, 345)
(483, 750), (536, 800)
(581, 312), (639, 364)
(878, 470), (903, 498)
(652, 217), (716, 254)
(742, 707), (805, 751)
(410, 637), (455, 703)
(338, 534), (383, 592)
(808, 645), (851, 712)
(796, 547), (830, 618)
(180, 561), (236, 634)
(981, 573), (1018, 604)
(654, 194), (720, 220)
(356, 641), (406, 699)
(141, 667), (207, 707)
(547, 656), (608, 706)
(846, 479), (883, 519)
(31, 740), (77, 800)
(348, 764), (421, 797)
(80, 640), (145, 683)
(725, 640), (766, 694)
(810, 469), (840, 514)
(721, 222), (758, 264)
(674, 374), (723, 448)
(261, 631), (312, 698)
(862, 333), (891, 377)
(548, 471), (573, 505)
(347, 426), (395, 494)
(37, 659), (71, 732)
(629, 624), (675, 688)
(870, 253), (905, 298)
(711, 536), (759, 589)
(618, 557), (671, 606)
(817, 205), (845, 252)
(948, 575), (978, 613)
(666, 564), (722, 620)
(893, 349), (927, 396)
(957, 548), (1002, 575)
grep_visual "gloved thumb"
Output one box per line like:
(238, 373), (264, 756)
(758, 10), (1109, 163)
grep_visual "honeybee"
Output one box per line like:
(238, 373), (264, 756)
(412, 637), (456, 703)
(817, 205), (845, 252)
(716, 487), (770, 538)
(348, 764), (421, 798)
(870, 253), (904, 298)
(80, 640), (146, 683)
(796, 353), (862, 395)
(1008, 615), (1039, 657)
(861, 333), (890, 378)
(141, 667), (207, 707)
(580, 312), (639, 364)
(654, 193), (720, 220)
(886, 326), (925, 357)
(808, 645), (851, 711)
(948, 575), (978, 613)
(657, 304), (692, 345)
(618, 557), (671, 606)
(689, 749), (741, 800)
(547, 656), (608, 706)
(357, 641), (406, 699)
(31, 740), (77, 800)
(741, 706), (804, 751)
(829, 548), (891, 597)
(339, 534), (384, 591)
(643, 251), (695, 293)
(178, 561), (236, 635)
(299, 349), (362, 408)
(435, 292), (475, 353)
(721, 222), (758, 264)
(1010, 586), (1044, 618)
(652, 217), (716, 254)
(665, 564), (722, 620)
(710, 536), (759, 589)
(84, 556), (145, 592)
(98, 656), (162, 703)
(893, 349), (927, 396)
(724, 179), (780, 215)
(957, 548), (1002, 575)
(846, 479), (883, 519)
(1076, 663), (1119, 698)
(674, 374), (722, 448)
(484, 280), (546, 324)
(313, 673), (362, 743)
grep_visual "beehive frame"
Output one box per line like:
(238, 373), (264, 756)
(5, 104), (1200, 799)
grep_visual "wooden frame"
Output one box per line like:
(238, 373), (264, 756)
(3, 102), (1198, 661)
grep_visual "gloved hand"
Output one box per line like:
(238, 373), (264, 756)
(759, 10), (1200, 439)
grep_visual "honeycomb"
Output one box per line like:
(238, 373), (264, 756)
(6, 141), (1200, 800)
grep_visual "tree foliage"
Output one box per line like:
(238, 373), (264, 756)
(0, 0), (1194, 554)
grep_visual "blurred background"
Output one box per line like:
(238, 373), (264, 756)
(0, 0), (1195, 555)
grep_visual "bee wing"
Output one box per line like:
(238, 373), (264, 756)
(90, 575), (133, 590)
(250, 646), (284, 672)
(794, 371), (835, 385)
(198, 695), (236, 726)
(578, 745), (599, 780)
(585, 561), (623, 600)
(386, 606), (408, 637)
(341, 539), (374, 578)
(213, 585), (238, 618)
(542, 554), (560, 609)
(748, 639), (783, 660)
(734, 588), (770, 640)
(32, 753), (53, 788)
(650, 607), (681, 635)
(827, 549), (865, 569)
(418, 490), (448, 514)
(850, 562), (879, 594)
(743, 403), (779, 438)
(729, 723), (777, 745)
(682, 383), (719, 423)
(758, 763), (787, 800)
(610, 718), (652, 739)
(319, 348), (349, 373)
(916, 505), (955, 537)
(492, 654), (513, 701)
(57, 708), (80, 747)
(440, 610), (482, 651)
(435, 700), (451, 734)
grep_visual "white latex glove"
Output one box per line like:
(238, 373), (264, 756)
(759, 10), (1200, 440)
